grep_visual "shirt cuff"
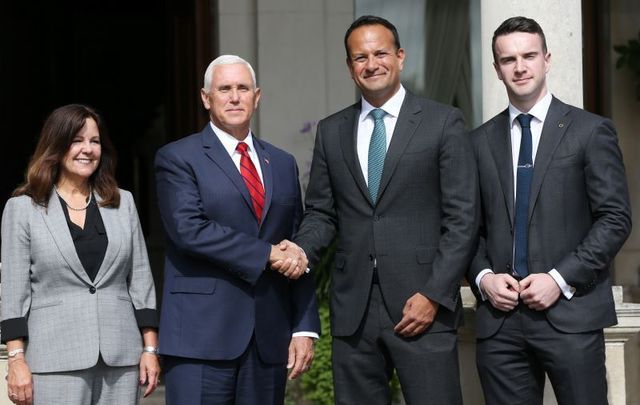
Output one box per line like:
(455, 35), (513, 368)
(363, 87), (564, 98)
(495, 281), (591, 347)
(548, 269), (575, 300)
(134, 309), (159, 328)
(475, 269), (494, 301)
(292, 331), (319, 340)
(1, 317), (29, 343)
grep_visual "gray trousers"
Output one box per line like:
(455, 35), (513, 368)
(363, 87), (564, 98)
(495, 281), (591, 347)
(32, 357), (139, 405)
(476, 303), (607, 405)
(332, 284), (463, 405)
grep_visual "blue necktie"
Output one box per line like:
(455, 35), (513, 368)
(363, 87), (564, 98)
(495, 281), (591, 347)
(368, 109), (387, 204)
(514, 114), (533, 278)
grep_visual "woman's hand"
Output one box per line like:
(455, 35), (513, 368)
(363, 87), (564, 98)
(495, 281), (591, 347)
(7, 357), (33, 405)
(139, 351), (161, 397)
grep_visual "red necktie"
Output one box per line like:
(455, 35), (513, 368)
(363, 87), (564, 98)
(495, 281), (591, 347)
(236, 142), (265, 222)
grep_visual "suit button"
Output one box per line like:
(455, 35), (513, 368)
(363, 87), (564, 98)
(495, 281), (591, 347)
(89, 286), (96, 294)
(373, 215), (380, 221)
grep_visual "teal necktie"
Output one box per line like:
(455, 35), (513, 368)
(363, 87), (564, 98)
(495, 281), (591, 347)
(368, 108), (387, 204)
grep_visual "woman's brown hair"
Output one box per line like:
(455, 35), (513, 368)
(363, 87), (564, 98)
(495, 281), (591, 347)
(13, 104), (120, 207)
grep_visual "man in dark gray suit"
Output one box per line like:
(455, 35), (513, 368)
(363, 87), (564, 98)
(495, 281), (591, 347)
(468, 16), (631, 405)
(288, 15), (478, 405)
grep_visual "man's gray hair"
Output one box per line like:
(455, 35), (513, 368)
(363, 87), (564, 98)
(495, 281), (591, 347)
(203, 55), (258, 91)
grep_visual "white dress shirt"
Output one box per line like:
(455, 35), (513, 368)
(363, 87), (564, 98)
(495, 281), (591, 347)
(210, 122), (264, 184)
(210, 122), (319, 339)
(476, 93), (575, 300)
(357, 85), (406, 181)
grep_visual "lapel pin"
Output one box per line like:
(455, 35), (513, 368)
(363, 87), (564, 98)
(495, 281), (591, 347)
(264, 158), (270, 165)
(558, 123), (564, 128)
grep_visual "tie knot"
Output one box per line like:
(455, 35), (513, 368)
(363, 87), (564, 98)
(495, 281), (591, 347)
(517, 114), (533, 128)
(236, 142), (249, 154)
(370, 108), (386, 121)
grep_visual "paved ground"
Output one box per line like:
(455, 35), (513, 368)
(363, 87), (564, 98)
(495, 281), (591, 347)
(140, 385), (165, 405)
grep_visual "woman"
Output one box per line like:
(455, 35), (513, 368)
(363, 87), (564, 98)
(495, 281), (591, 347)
(1, 104), (160, 405)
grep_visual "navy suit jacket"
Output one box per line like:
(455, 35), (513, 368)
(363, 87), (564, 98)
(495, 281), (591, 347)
(155, 124), (320, 364)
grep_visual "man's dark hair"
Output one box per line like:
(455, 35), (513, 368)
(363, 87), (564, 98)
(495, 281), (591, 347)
(344, 15), (401, 59)
(492, 16), (547, 62)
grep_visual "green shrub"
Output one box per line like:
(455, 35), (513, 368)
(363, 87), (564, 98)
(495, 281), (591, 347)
(299, 302), (334, 405)
(286, 240), (402, 404)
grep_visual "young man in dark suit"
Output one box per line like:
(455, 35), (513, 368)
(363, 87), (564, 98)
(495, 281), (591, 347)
(468, 16), (631, 405)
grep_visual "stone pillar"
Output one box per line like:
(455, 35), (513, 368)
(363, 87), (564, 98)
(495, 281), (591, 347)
(218, 0), (355, 193)
(458, 288), (484, 405)
(605, 286), (640, 404)
(610, 0), (640, 304)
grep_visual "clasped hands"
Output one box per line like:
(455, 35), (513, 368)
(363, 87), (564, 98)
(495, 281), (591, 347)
(269, 240), (308, 279)
(480, 272), (561, 312)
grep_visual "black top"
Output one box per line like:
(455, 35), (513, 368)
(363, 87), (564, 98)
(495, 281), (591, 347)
(0, 194), (158, 343)
(59, 195), (158, 328)
(59, 195), (107, 282)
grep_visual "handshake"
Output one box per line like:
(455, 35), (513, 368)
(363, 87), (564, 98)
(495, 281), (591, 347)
(269, 240), (309, 279)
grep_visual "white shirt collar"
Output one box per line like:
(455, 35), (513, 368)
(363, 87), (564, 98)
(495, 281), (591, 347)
(360, 85), (406, 122)
(508, 91), (553, 126)
(209, 122), (257, 156)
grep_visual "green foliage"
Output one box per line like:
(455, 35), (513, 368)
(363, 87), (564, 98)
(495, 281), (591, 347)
(285, 241), (336, 405)
(614, 31), (640, 100)
(299, 303), (335, 405)
(285, 239), (403, 404)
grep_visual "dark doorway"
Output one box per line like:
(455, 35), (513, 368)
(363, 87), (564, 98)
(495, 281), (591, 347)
(2, 1), (164, 204)
(0, 0), (216, 300)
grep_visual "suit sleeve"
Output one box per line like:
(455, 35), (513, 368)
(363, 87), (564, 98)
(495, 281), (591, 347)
(122, 191), (158, 328)
(0, 198), (32, 342)
(295, 121), (339, 266)
(466, 133), (491, 299)
(467, 224), (490, 299)
(289, 160), (321, 334)
(554, 119), (631, 291)
(420, 108), (480, 311)
(155, 145), (272, 285)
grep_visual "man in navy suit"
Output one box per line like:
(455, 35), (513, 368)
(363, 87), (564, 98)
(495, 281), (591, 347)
(468, 17), (631, 405)
(155, 54), (320, 405)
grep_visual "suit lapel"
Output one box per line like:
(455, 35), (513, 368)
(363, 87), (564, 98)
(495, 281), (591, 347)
(93, 195), (123, 285)
(528, 97), (571, 219)
(41, 192), (91, 285)
(487, 110), (515, 226)
(201, 125), (256, 219)
(339, 103), (372, 205)
(376, 93), (422, 201)
(254, 137), (272, 224)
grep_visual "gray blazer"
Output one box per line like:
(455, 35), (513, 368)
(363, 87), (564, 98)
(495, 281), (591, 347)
(1, 189), (156, 373)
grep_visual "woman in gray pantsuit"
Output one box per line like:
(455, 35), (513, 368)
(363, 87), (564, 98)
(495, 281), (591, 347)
(1, 104), (160, 405)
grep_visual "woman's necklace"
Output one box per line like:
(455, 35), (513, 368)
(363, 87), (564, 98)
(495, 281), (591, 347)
(54, 185), (92, 211)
